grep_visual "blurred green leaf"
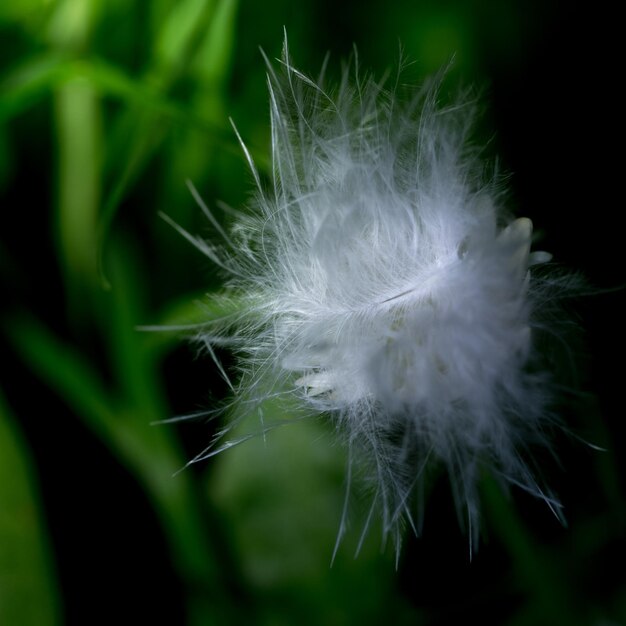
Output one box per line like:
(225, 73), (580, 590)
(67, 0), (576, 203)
(7, 315), (120, 445)
(0, 0), (46, 24)
(104, 237), (166, 421)
(0, 390), (62, 626)
(0, 53), (232, 133)
(98, 0), (242, 285)
(6, 308), (235, 625)
(155, 0), (214, 70)
(6, 309), (182, 489)
(210, 398), (417, 626)
(163, 0), (240, 201)
(7, 308), (186, 508)
(17, 6), (107, 309)
(54, 74), (102, 297)
(192, 0), (238, 85)
(46, 0), (101, 50)
(0, 55), (66, 123)
(152, 0), (237, 90)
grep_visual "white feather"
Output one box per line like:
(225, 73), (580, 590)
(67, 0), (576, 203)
(192, 39), (575, 554)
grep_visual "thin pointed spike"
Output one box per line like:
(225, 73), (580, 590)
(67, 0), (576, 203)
(159, 211), (248, 279)
(468, 506), (474, 561)
(394, 527), (402, 570)
(136, 322), (212, 333)
(186, 179), (234, 248)
(354, 492), (378, 558)
(202, 338), (234, 392)
(332, 446), (353, 565)
(229, 117), (262, 192)
(151, 408), (217, 426)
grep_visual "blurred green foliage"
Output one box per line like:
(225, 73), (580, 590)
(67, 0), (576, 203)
(0, 392), (61, 626)
(1, 1), (624, 625)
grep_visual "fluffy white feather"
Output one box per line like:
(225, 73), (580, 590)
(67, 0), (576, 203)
(189, 41), (573, 554)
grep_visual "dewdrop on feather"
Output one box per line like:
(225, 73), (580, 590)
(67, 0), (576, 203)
(184, 39), (575, 555)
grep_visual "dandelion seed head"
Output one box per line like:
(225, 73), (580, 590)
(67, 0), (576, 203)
(191, 38), (576, 554)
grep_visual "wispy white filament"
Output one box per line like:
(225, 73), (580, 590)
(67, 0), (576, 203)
(188, 40), (574, 554)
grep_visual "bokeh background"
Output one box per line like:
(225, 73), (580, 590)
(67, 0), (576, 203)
(1, 1), (624, 625)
